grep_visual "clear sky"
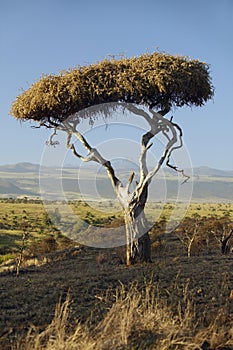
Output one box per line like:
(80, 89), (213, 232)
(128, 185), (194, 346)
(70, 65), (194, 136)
(1, 0), (233, 170)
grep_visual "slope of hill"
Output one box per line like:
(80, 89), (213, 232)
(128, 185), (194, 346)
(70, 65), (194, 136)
(0, 179), (33, 195)
(0, 162), (41, 173)
(0, 163), (232, 201)
(193, 166), (233, 178)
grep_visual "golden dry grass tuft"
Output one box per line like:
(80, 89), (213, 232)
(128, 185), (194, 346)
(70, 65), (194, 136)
(13, 282), (233, 350)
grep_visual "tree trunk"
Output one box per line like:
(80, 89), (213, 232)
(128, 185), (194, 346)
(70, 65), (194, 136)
(187, 243), (191, 258)
(221, 229), (233, 255)
(124, 204), (151, 265)
(138, 231), (151, 263)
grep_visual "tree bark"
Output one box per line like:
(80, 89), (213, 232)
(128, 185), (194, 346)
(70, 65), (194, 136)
(221, 229), (233, 254)
(123, 200), (151, 265)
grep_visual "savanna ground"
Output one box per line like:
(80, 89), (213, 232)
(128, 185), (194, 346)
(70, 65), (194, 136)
(0, 199), (233, 349)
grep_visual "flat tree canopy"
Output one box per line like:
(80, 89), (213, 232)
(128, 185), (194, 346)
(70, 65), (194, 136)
(11, 52), (213, 123)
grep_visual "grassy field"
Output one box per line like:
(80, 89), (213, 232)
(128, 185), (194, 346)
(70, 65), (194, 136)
(0, 199), (232, 262)
(0, 199), (233, 349)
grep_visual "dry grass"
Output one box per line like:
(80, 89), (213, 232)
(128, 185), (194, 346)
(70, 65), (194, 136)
(13, 282), (233, 350)
(1, 200), (232, 349)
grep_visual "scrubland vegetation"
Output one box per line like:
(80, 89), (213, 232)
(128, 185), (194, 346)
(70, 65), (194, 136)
(0, 199), (233, 349)
(12, 282), (233, 350)
(1, 199), (232, 265)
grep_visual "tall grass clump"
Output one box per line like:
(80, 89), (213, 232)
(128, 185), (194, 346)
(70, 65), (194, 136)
(14, 282), (233, 350)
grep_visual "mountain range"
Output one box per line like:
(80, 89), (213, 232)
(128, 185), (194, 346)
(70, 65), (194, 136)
(0, 162), (233, 176)
(0, 162), (232, 201)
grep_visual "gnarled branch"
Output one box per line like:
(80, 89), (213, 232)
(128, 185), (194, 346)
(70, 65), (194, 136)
(130, 109), (189, 204)
(63, 120), (122, 191)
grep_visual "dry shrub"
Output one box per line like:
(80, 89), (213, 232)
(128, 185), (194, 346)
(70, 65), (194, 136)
(95, 253), (106, 265)
(14, 294), (95, 350)
(14, 283), (233, 350)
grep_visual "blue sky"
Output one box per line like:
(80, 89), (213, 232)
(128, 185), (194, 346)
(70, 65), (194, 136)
(1, 0), (233, 170)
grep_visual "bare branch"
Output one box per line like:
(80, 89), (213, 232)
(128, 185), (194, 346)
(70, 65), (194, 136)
(150, 110), (190, 183)
(66, 133), (84, 159)
(124, 105), (183, 205)
(126, 172), (135, 193)
(126, 105), (161, 184)
(226, 228), (233, 241)
(156, 105), (171, 116)
(62, 120), (122, 190)
(165, 120), (190, 184)
(149, 103), (170, 116)
(131, 112), (189, 203)
(63, 120), (92, 151)
(126, 104), (152, 124)
(45, 128), (60, 147)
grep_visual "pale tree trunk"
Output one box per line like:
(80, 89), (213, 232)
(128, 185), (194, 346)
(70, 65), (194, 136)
(187, 239), (193, 258)
(115, 172), (152, 265)
(123, 202), (151, 265)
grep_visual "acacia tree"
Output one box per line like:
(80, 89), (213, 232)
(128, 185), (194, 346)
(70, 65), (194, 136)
(175, 214), (204, 258)
(10, 52), (213, 265)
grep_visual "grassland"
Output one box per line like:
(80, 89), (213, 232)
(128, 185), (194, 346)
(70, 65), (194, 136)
(0, 199), (233, 349)
(0, 199), (232, 263)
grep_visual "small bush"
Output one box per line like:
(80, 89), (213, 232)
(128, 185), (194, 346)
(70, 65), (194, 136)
(29, 236), (58, 255)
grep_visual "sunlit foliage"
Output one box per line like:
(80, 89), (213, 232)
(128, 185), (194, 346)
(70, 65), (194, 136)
(10, 52), (213, 122)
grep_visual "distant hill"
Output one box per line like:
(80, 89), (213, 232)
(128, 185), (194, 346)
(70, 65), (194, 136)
(0, 162), (232, 177)
(0, 179), (36, 196)
(192, 166), (233, 178)
(0, 162), (41, 173)
(0, 162), (232, 201)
